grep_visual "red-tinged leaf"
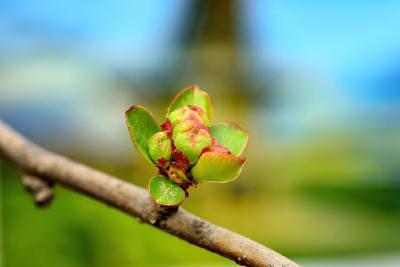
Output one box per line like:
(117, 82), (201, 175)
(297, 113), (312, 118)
(168, 105), (210, 127)
(172, 149), (191, 169)
(167, 85), (213, 122)
(210, 122), (249, 156)
(161, 119), (172, 132)
(148, 176), (186, 206)
(125, 105), (161, 164)
(192, 151), (245, 183)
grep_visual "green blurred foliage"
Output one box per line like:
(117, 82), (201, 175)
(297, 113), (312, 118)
(1, 161), (231, 267)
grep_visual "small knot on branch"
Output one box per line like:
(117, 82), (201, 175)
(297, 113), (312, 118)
(140, 196), (179, 225)
(154, 204), (179, 224)
(22, 173), (54, 207)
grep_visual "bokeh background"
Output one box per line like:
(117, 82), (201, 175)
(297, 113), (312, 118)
(1, 1), (400, 266)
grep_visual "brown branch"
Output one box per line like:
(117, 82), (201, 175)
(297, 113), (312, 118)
(0, 119), (299, 267)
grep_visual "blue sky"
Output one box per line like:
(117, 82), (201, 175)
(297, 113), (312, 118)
(243, 1), (400, 75)
(1, 0), (399, 103)
(242, 0), (400, 103)
(0, 0), (189, 46)
(0, 0), (399, 141)
(0, 0), (191, 69)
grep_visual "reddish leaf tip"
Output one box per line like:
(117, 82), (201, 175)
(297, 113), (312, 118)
(125, 104), (140, 115)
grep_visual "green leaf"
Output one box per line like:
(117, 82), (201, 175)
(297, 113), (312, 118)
(148, 176), (186, 206)
(167, 85), (213, 122)
(125, 105), (161, 164)
(210, 122), (249, 156)
(192, 152), (245, 183)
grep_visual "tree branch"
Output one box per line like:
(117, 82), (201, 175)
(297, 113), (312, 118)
(0, 119), (299, 267)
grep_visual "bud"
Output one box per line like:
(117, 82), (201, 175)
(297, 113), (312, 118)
(148, 131), (172, 168)
(168, 105), (210, 127)
(168, 162), (189, 185)
(125, 86), (249, 206)
(172, 120), (212, 165)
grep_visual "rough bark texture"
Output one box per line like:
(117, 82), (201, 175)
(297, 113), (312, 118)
(0, 120), (299, 267)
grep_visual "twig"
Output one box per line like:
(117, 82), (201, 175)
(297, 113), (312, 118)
(21, 173), (54, 207)
(0, 119), (299, 267)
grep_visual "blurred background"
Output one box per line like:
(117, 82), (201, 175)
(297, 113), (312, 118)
(1, 0), (400, 266)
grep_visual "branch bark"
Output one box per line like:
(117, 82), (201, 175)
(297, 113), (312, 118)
(0, 119), (299, 267)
